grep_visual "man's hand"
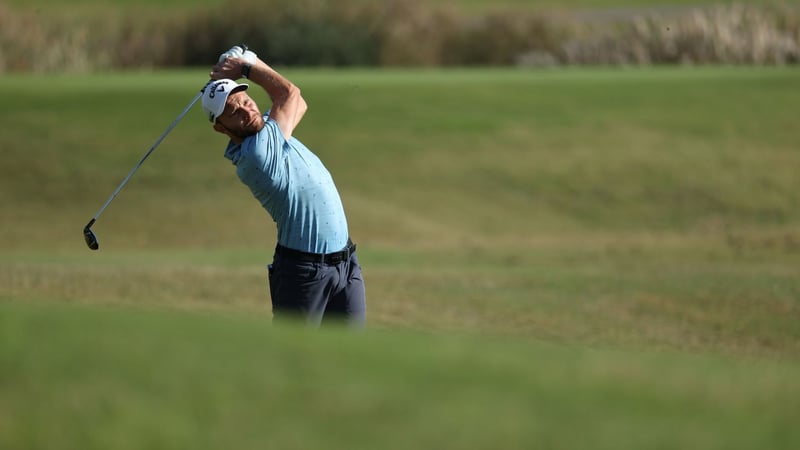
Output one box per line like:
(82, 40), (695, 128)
(211, 46), (258, 80)
(218, 45), (244, 62)
(240, 50), (257, 64)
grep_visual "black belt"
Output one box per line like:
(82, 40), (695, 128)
(275, 239), (356, 265)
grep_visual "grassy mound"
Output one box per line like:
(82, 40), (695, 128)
(2, 300), (799, 449)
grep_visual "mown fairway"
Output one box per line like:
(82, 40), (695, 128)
(2, 67), (800, 448)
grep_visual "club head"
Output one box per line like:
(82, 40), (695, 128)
(83, 219), (99, 251)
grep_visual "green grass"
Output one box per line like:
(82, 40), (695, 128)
(2, 301), (799, 450)
(1, 67), (800, 448)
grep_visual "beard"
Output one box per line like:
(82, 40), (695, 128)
(231, 115), (265, 139)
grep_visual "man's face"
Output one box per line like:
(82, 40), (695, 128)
(214, 90), (264, 139)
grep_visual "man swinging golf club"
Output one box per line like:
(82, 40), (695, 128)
(203, 46), (366, 327)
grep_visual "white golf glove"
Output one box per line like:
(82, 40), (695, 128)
(218, 45), (258, 64)
(241, 50), (257, 64)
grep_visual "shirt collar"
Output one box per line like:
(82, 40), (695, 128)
(223, 140), (242, 165)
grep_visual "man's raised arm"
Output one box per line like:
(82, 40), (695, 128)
(210, 51), (307, 140)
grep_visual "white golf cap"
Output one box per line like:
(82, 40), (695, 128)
(201, 79), (249, 123)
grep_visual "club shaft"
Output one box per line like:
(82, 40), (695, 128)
(90, 89), (204, 222)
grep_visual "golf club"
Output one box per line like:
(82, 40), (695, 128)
(83, 85), (205, 250)
(83, 45), (248, 251)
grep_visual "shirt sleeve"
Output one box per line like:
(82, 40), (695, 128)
(239, 118), (286, 179)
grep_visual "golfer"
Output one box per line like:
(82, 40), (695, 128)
(202, 47), (366, 327)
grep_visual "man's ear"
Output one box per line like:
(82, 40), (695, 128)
(213, 121), (243, 144)
(213, 122), (227, 135)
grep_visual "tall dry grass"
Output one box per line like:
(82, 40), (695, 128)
(0, 5), (179, 72)
(0, 1), (798, 72)
(561, 3), (800, 65)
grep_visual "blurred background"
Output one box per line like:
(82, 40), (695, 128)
(1, 1), (799, 449)
(1, 0), (799, 72)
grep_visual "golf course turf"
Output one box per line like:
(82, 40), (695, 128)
(2, 66), (799, 448)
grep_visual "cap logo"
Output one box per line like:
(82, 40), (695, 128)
(207, 80), (228, 99)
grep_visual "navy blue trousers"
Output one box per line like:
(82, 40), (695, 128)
(268, 250), (366, 327)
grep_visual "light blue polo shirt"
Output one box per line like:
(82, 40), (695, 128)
(223, 116), (349, 254)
